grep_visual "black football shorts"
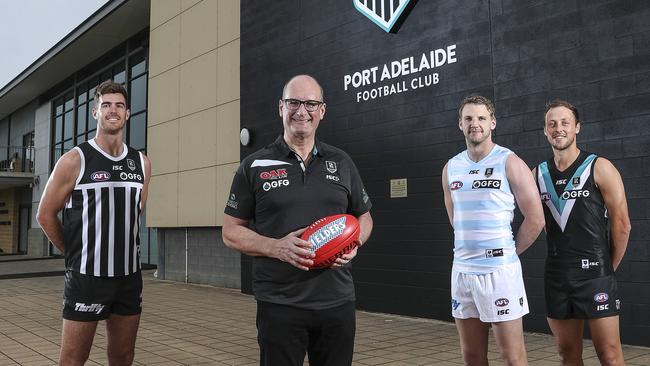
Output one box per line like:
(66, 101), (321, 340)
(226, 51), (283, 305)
(63, 270), (142, 321)
(545, 273), (620, 319)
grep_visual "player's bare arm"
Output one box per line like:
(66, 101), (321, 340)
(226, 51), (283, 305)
(442, 163), (454, 226)
(139, 153), (152, 210)
(222, 214), (315, 270)
(36, 150), (81, 253)
(506, 154), (544, 255)
(594, 158), (631, 270)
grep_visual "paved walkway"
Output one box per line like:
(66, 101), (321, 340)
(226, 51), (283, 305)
(1, 259), (650, 365)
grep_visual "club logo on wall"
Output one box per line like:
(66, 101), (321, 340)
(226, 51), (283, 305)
(353, 0), (415, 33)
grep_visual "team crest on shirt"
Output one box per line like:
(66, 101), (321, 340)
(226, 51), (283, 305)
(485, 168), (493, 177)
(572, 177), (580, 185)
(127, 158), (136, 171)
(326, 161), (337, 173)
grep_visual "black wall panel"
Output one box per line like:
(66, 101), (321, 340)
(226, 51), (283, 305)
(241, 0), (650, 346)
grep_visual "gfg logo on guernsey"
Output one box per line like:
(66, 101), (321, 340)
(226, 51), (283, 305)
(472, 179), (501, 189)
(354, 0), (414, 33)
(561, 189), (590, 200)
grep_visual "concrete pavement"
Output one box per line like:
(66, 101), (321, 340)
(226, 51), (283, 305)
(1, 258), (649, 365)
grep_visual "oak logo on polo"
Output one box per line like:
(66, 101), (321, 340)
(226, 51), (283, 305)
(354, 0), (413, 33)
(260, 169), (287, 180)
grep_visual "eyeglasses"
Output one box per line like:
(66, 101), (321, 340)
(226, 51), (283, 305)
(283, 99), (324, 112)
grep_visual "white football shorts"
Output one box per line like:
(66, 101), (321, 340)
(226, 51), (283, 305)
(451, 260), (529, 323)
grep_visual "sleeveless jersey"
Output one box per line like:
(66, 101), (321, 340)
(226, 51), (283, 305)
(536, 151), (612, 275)
(63, 139), (145, 277)
(447, 144), (518, 274)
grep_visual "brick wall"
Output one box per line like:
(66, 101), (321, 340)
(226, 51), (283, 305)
(241, 0), (650, 345)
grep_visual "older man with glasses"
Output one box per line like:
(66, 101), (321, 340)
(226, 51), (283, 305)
(222, 74), (373, 366)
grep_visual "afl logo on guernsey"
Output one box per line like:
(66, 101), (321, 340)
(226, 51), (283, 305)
(449, 181), (463, 190)
(91, 171), (111, 181)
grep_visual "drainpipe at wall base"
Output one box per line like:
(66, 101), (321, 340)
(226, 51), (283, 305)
(185, 227), (188, 283)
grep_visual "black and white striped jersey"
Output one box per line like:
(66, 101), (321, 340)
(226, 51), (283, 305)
(63, 139), (145, 277)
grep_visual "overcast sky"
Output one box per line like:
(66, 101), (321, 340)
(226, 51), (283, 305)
(0, 0), (109, 89)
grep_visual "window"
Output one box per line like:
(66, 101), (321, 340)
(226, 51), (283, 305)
(50, 37), (149, 169)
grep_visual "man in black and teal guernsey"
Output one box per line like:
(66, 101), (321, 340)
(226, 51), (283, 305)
(222, 74), (373, 366)
(534, 99), (631, 366)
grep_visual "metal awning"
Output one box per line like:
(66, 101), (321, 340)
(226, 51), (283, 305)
(0, 172), (34, 190)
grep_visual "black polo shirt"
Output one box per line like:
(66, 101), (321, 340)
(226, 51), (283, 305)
(225, 136), (372, 310)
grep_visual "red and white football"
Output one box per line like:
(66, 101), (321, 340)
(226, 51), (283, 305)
(301, 214), (360, 269)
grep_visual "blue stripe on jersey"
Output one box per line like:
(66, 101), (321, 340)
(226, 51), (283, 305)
(454, 200), (514, 212)
(453, 254), (519, 268)
(454, 236), (513, 249)
(453, 219), (512, 231)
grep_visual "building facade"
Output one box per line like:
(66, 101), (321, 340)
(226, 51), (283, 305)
(0, 0), (648, 346)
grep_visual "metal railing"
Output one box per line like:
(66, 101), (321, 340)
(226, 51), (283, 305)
(0, 146), (35, 173)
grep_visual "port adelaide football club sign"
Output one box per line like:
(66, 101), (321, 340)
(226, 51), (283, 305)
(348, 0), (459, 104)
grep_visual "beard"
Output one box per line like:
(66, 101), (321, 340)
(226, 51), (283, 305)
(549, 134), (575, 151)
(466, 129), (491, 146)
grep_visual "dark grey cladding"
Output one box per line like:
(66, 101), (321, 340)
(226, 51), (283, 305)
(241, 0), (650, 347)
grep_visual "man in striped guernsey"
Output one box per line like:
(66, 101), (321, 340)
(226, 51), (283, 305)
(442, 95), (544, 366)
(37, 80), (151, 366)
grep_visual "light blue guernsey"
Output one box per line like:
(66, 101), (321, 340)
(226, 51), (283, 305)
(447, 144), (518, 274)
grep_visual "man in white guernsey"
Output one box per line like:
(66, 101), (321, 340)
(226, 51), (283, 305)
(442, 95), (544, 366)
(37, 80), (151, 366)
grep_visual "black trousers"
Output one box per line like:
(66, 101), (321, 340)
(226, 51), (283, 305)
(256, 300), (356, 366)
